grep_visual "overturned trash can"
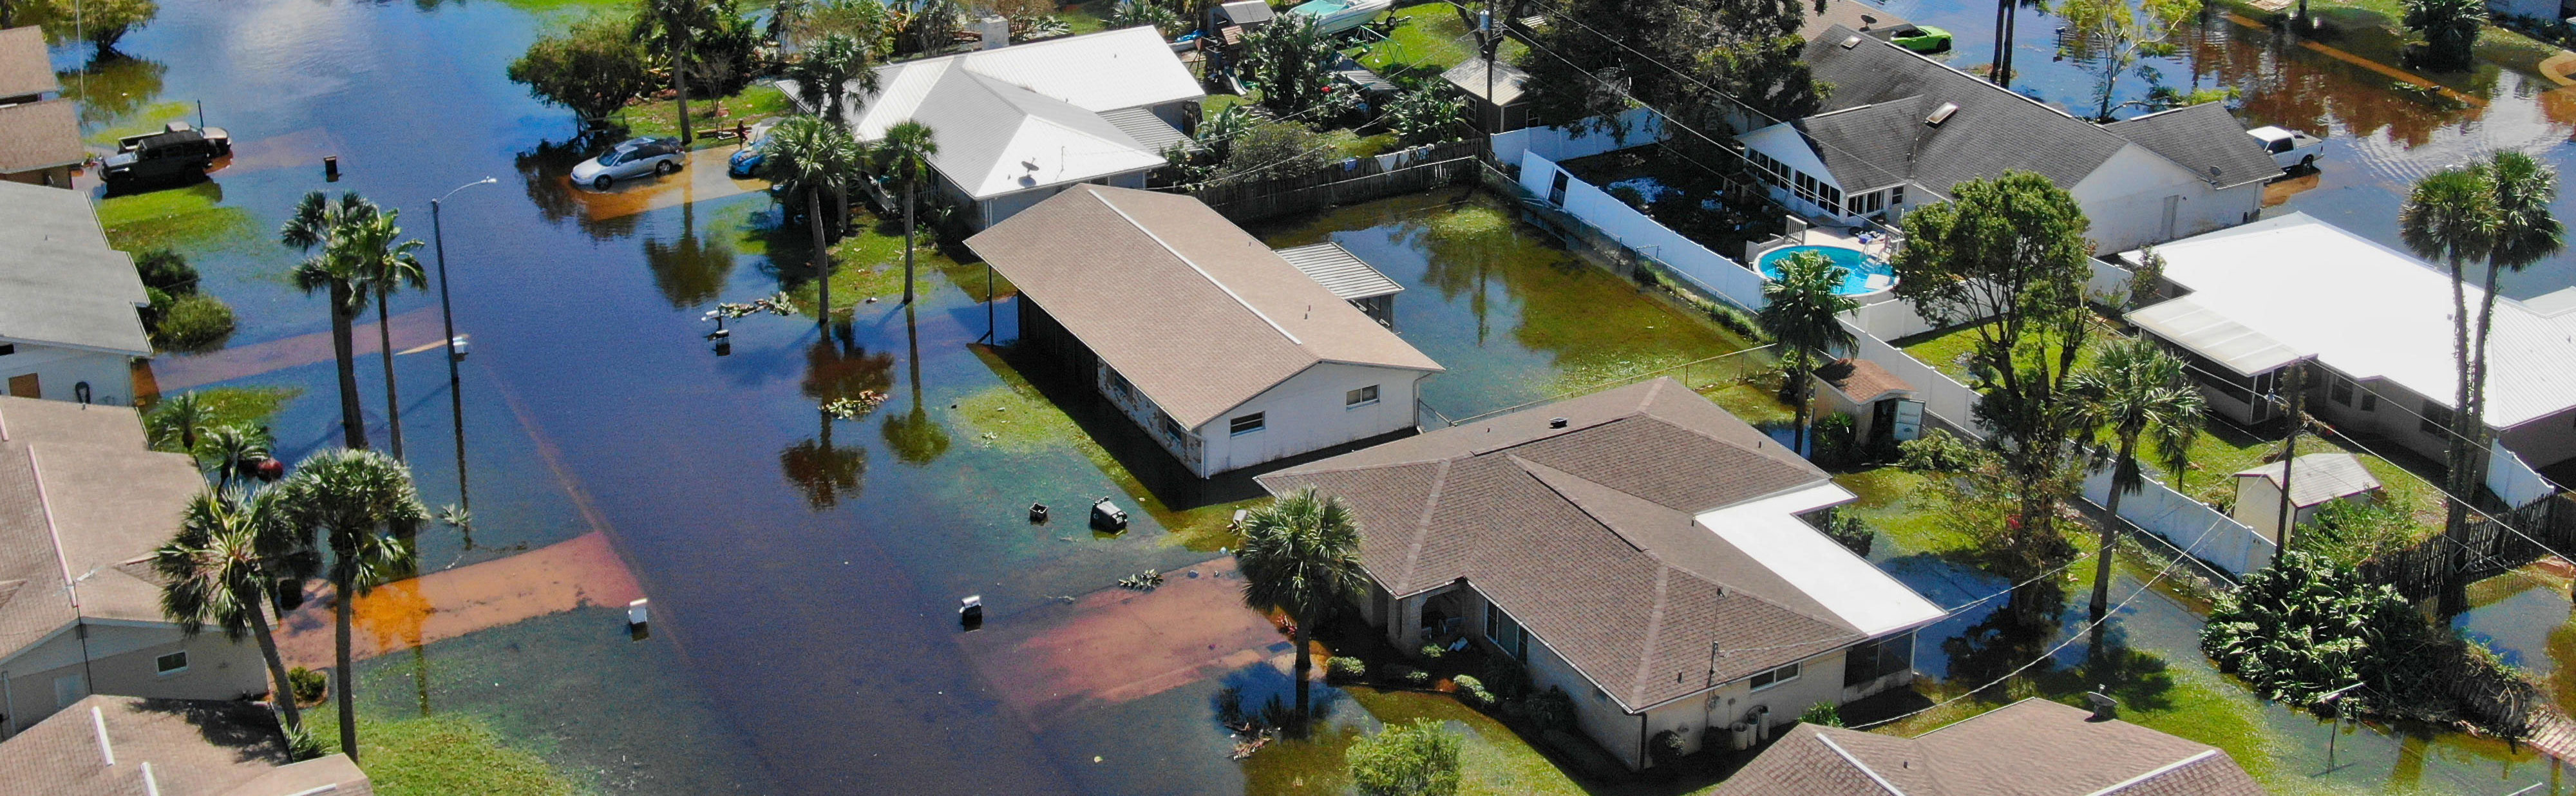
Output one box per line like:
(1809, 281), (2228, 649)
(959, 594), (984, 630)
(1090, 497), (1128, 533)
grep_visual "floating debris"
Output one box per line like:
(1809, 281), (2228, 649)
(822, 391), (889, 420)
(1117, 569), (1164, 591)
(1227, 728), (1278, 760)
(712, 291), (800, 319)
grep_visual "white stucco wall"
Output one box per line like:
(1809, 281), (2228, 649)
(1193, 362), (1428, 476)
(1, 344), (137, 407)
(2070, 145), (2261, 252)
(1, 621), (270, 738)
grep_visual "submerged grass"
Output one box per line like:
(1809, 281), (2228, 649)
(97, 182), (260, 252)
(961, 346), (1256, 551)
(305, 710), (582, 796)
(1245, 687), (1595, 796)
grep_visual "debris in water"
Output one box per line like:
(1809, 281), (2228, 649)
(1117, 569), (1164, 590)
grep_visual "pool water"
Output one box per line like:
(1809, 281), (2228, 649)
(1756, 245), (1898, 296)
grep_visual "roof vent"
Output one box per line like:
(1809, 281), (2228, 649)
(1840, 35), (1862, 49)
(1926, 102), (1960, 127)
(1548, 417), (1569, 429)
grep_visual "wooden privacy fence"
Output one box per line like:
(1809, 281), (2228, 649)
(2357, 495), (2573, 602)
(1189, 139), (1486, 221)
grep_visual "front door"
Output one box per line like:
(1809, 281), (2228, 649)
(6, 374), (36, 399)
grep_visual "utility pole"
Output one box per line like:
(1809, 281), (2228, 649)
(430, 177), (497, 542)
(2271, 358), (2309, 558)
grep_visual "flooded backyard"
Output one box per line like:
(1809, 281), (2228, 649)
(47, 0), (2576, 791)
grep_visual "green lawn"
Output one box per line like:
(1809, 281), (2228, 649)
(617, 84), (791, 149)
(1245, 687), (1601, 796)
(303, 711), (582, 796)
(1352, 3), (1527, 81)
(95, 182), (260, 253)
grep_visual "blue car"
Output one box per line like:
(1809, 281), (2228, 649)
(727, 120), (780, 178)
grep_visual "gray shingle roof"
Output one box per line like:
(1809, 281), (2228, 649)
(0, 182), (151, 355)
(1099, 106), (1195, 155)
(2101, 101), (2281, 189)
(1796, 26), (2273, 198)
(1712, 698), (2266, 796)
(0, 397), (205, 663)
(1258, 379), (1877, 712)
(1274, 242), (1403, 301)
(0, 696), (374, 795)
(967, 186), (1441, 428)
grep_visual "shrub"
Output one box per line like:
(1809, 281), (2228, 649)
(1417, 643), (1446, 660)
(1810, 505), (1875, 557)
(1347, 718), (1463, 796)
(1388, 663), (1430, 687)
(1798, 701), (1844, 727)
(1380, 88), (1466, 147)
(152, 292), (236, 353)
(1812, 412), (1859, 469)
(1221, 119), (1335, 182)
(1606, 184), (1649, 211)
(1523, 686), (1577, 733)
(1648, 729), (1687, 767)
(1450, 674), (1493, 708)
(1477, 657), (1531, 700)
(287, 667), (327, 705)
(136, 248), (198, 295)
(2201, 551), (2468, 721)
(1328, 656), (1368, 683)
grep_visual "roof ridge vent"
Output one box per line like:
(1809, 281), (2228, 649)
(1926, 102), (1960, 127)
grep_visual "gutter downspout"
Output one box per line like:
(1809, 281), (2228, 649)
(1636, 712), (1649, 770)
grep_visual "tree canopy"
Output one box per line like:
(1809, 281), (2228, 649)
(1517, 0), (1826, 130)
(507, 11), (656, 126)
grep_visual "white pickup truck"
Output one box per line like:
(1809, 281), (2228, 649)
(2248, 126), (2324, 173)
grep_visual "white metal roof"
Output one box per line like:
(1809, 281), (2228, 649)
(829, 27), (1204, 144)
(2233, 451), (2382, 507)
(2126, 296), (2304, 377)
(900, 70), (1171, 200)
(2123, 213), (2576, 430)
(0, 182), (149, 356)
(1694, 483), (1946, 636)
(1274, 242), (1404, 300)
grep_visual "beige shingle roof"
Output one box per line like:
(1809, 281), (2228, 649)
(0, 26), (57, 101)
(1259, 379), (1900, 711)
(1712, 698), (2267, 796)
(967, 185), (1441, 428)
(1815, 357), (1913, 404)
(0, 99), (84, 173)
(0, 696), (372, 795)
(0, 397), (203, 663)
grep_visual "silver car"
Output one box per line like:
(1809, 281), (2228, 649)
(571, 138), (685, 191)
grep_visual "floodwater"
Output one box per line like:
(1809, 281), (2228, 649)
(1868, 0), (2576, 298)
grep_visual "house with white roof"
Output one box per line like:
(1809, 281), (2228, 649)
(1, 182), (150, 406)
(790, 26), (1205, 230)
(969, 185), (1443, 477)
(1259, 378), (1946, 770)
(1738, 24), (2279, 251)
(2124, 212), (2576, 473)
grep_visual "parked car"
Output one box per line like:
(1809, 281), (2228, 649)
(571, 138), (685, 191)
(2248, 126), (2324, 172)
(726, 120), (781, 178)
(100, 122), (232, 186)
(1888, 24), (1953, 53)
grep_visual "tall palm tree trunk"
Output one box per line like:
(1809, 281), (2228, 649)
(247, 605), (303, 732)
(374, 285), (404, 461)
(673, 43), (694, 145)
(1291, 617), (1314, 725)
(2090, 438), (2137, 621)
(2439, 254), (2475, 618)
(902, 181), (918, 305)
(810, 188), (831, 330)
(330, 287), (367, 450)
(334, 569), (359, 761)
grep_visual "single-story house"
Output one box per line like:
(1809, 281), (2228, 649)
(1738, 24), (2278, 251)
(2231, 452), (2383, 539)
(1712, 697), (2266, 795)
(1257, 378), (1946, 770)
(1273, 241), (1404, 329)
(1, 181), (150, 406)
(0, 397), (272, 739)
(3, 695), (372, 795)
(0, 26), (81, 188)
(2123, 212), (2576, 472)
(969, 185), (1444, 478)
(1440, 59), (1534, 133)
(790, 26), (1205, 230)
(1810, 357), (1921, 448)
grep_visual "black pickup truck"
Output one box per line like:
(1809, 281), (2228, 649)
(100, 122), (232, 185)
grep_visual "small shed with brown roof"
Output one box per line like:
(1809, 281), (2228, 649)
(1258, 379), (1944, 770)
(969, 185), (1443, 477)
(1712, 697), (2265, 796)
(0, 26), (80, 187)
(1, 695), (372, 795)
(1810, 357), (1922, 446)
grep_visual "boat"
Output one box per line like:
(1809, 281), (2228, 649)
(1284, 0), (1391, 35)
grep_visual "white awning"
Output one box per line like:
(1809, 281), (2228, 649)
(1695, 484), (1946, 636)
(2128, 296), (2305, 377)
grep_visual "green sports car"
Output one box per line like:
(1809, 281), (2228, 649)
(1889, 24), (1953, 53)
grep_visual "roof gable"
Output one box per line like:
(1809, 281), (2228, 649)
(0, 398), (200, 662)
(0, 182), (151, 355)
(0, 26), (55, 100)
(1714, 699), (2266, 796)
(2099, 101), (2278, 189)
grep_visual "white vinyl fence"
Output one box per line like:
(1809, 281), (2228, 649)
(1491, 108), (1668, 166)
(2490, 440), (2560, 509)
(1520, 150), (1770, 309)
(2083, 466), (2280, 576)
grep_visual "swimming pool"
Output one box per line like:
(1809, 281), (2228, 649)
(1756, 244), (1899, 296)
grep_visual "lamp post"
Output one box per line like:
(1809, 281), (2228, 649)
(430, 176), (497, 538)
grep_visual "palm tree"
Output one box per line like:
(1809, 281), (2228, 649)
(153, 486), (320, 736)
(2398, 165), (2496, 618)
(344, 210), (430, 462)
(283, 192), (381, 451)
(197, 424), (274, 491)
(1235, 487), (1370, 728)
(281, 449), (427, 763)
(145, 391), (216, 453)
(759, 115), (867, 329)
(638, 0), (721, 144)
(2470, 153), (2564, 460)
(783, 34), (880, 130)
(1757, 251), (1859, 456)
(2066, 338), (2202, 621)
(879, 120), (939, 305)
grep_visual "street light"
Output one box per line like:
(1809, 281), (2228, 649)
(431, 176), (497, 539)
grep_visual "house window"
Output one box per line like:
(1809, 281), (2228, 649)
(2421, 401), (2452, 436)
(1105, 369), (1135, 401)
(2360, 390), (2377, 412)
(1748, 662), (1799, 691)
(2330, 377), (2354, 407)
(1889, 185), (1905, 207)
(0, 344), (14, 355)
(1485, 602), (1528, 661)
(1843, 632), (1915, 687)
(1230, 412), (1266, 436)
(1346, 384), (1380, 408)
(1159, 413), (1189, 441)
(155, 651), (189, 676)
